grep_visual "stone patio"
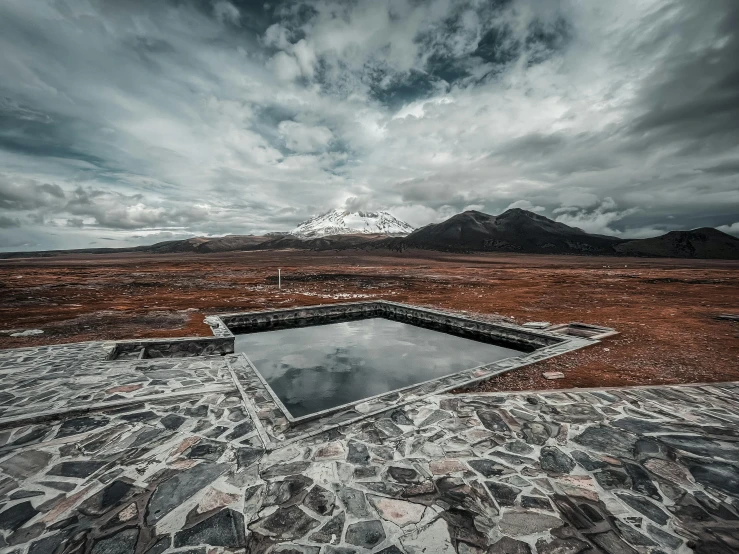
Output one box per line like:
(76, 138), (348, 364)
(1, 339), (738, 553)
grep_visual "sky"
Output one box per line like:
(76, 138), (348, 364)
(1, 0), (738, 251)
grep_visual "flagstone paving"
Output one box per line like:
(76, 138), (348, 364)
(1, 342), (738, 553)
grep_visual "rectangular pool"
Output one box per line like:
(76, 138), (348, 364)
(234, 316), (528, 418)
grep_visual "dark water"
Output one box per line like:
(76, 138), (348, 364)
(234, 317), (524, 418)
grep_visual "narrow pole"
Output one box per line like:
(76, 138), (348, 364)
(278, 268), (281, 289)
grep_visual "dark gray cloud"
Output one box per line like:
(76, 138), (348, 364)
(0, 0), (738, 251)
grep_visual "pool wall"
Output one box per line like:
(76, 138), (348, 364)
(214, 301), (607, 432)
(103, 300), (614, 439)
(218, 300), (564, 351)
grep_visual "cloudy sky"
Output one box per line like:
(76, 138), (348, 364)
(1, 0), (738, 251)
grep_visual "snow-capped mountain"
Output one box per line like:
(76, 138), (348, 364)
(290, 209), (415, 238)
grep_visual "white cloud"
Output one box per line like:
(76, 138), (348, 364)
(268, 51), (303, 81)
(506, 200), (545, 213)
(278, 121), (333, 153)
(1, 0), (738, 250)
(554, 197), (640, 236)
(718, 222), (739, 237)
(213, 1), (240, 25)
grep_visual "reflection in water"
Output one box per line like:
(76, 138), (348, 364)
(234, 317), (524, 418)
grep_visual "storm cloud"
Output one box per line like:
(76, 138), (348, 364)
(0, 0), (738, 250)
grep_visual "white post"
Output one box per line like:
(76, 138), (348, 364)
(278, 268), (281, 289)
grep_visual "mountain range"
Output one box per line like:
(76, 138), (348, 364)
(2, 208), (738, 259)
(290, 209), (414, 237)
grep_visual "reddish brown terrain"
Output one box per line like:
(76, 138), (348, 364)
(1, 249), (737, 392)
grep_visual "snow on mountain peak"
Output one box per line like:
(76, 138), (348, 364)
(290, 209), (414, 238)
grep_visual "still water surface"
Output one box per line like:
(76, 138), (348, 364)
(234, 317), (524, 418)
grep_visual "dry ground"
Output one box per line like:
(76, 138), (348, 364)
(1, 249), (737, 392)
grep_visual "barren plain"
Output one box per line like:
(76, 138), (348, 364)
(1, 249), (737, 392)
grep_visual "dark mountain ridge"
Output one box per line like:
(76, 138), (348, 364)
(615, 227), (739, 259)
(398, 208), (624, 254)
(2, 208), (738, 260)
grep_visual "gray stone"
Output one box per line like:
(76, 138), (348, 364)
(594, 469), (630, 490)
(39, 481), (76, 492)
(498, 509), (563, 536)
(225, 420), (255, 440)
(573, 425), (636, 458)
(160, 413), (186, 430)
(336, 487), (371, 518)
(418, 410), (450, 428)
(612, 520), (656, 546)
(273, 545), (320, 554)
(47, 461), (107, 478)
(646, 523), (682, 549)
(363, 481), (407, 497)
(522, 422), (551, 445)
(633, 438), (672, 462)
(309, 512), (344, 544)
(521, 496), (552, 511)
(614, 493), (669, 525)
(467, 459), (509, 478)
(623, 462), (660, 499)
(505, 440), (534, 455)
(78, 480), (138, 516)
(485, 481), (521, 507)
(147, 462), (228, 524)
(345, 520), (386, 548)
(543, 403), (604, 423)
(390, 409), (413, 426)
(375, 419), (403, 437)
(262, 461), (311, 479)
(56, 416), (109, 438)
(0, 501), (38, 532)
(539, 446), (575, 474)
(441, 508), (488, 548)
(488, 536), (532, 554)
(590, 530), (640, 554)
(388, 466), (420, 483)
(535, 537), (591, 554)
(0, 451), (52, 479)
(368, 495), (425, 527)
(250, 505), (319, 540)
(266, 475), (313, 506)
(688, 461), (739, 495)
(347, 441), (370, 465)
(236, 447), (263, 470)
(187, 440), (225, 461)
(303, 485), (335, 515)
(660, 434), (739, 462)
(400, 518), (454, 554)
(91, 528), (139, 554)
(376, 547), (404, 554)
(28, 533), (70, 554)
(477, 410), (510, 434)
(120, 410), (157, 422)
(571, 450), (609, 471)
(314, 441), (346, 460)
(174, 508), (246, 548)
(143, 536), (171, 554)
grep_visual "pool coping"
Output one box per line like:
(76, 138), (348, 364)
(210, 301), (610, 443)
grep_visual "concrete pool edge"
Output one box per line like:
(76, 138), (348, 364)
(99, 300), (615, 445)
(214, 301), (611, 445)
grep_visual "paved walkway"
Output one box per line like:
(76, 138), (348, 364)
(0, 342), (738, 553)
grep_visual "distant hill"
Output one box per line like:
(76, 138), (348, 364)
(399, 208), (624, 254)
(0, 233), (387, 259)
(615, 228), (739, 259)
(143, 235), (273, 254)
(2, 209), (738, 260)
(290, 209), (414, 237)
